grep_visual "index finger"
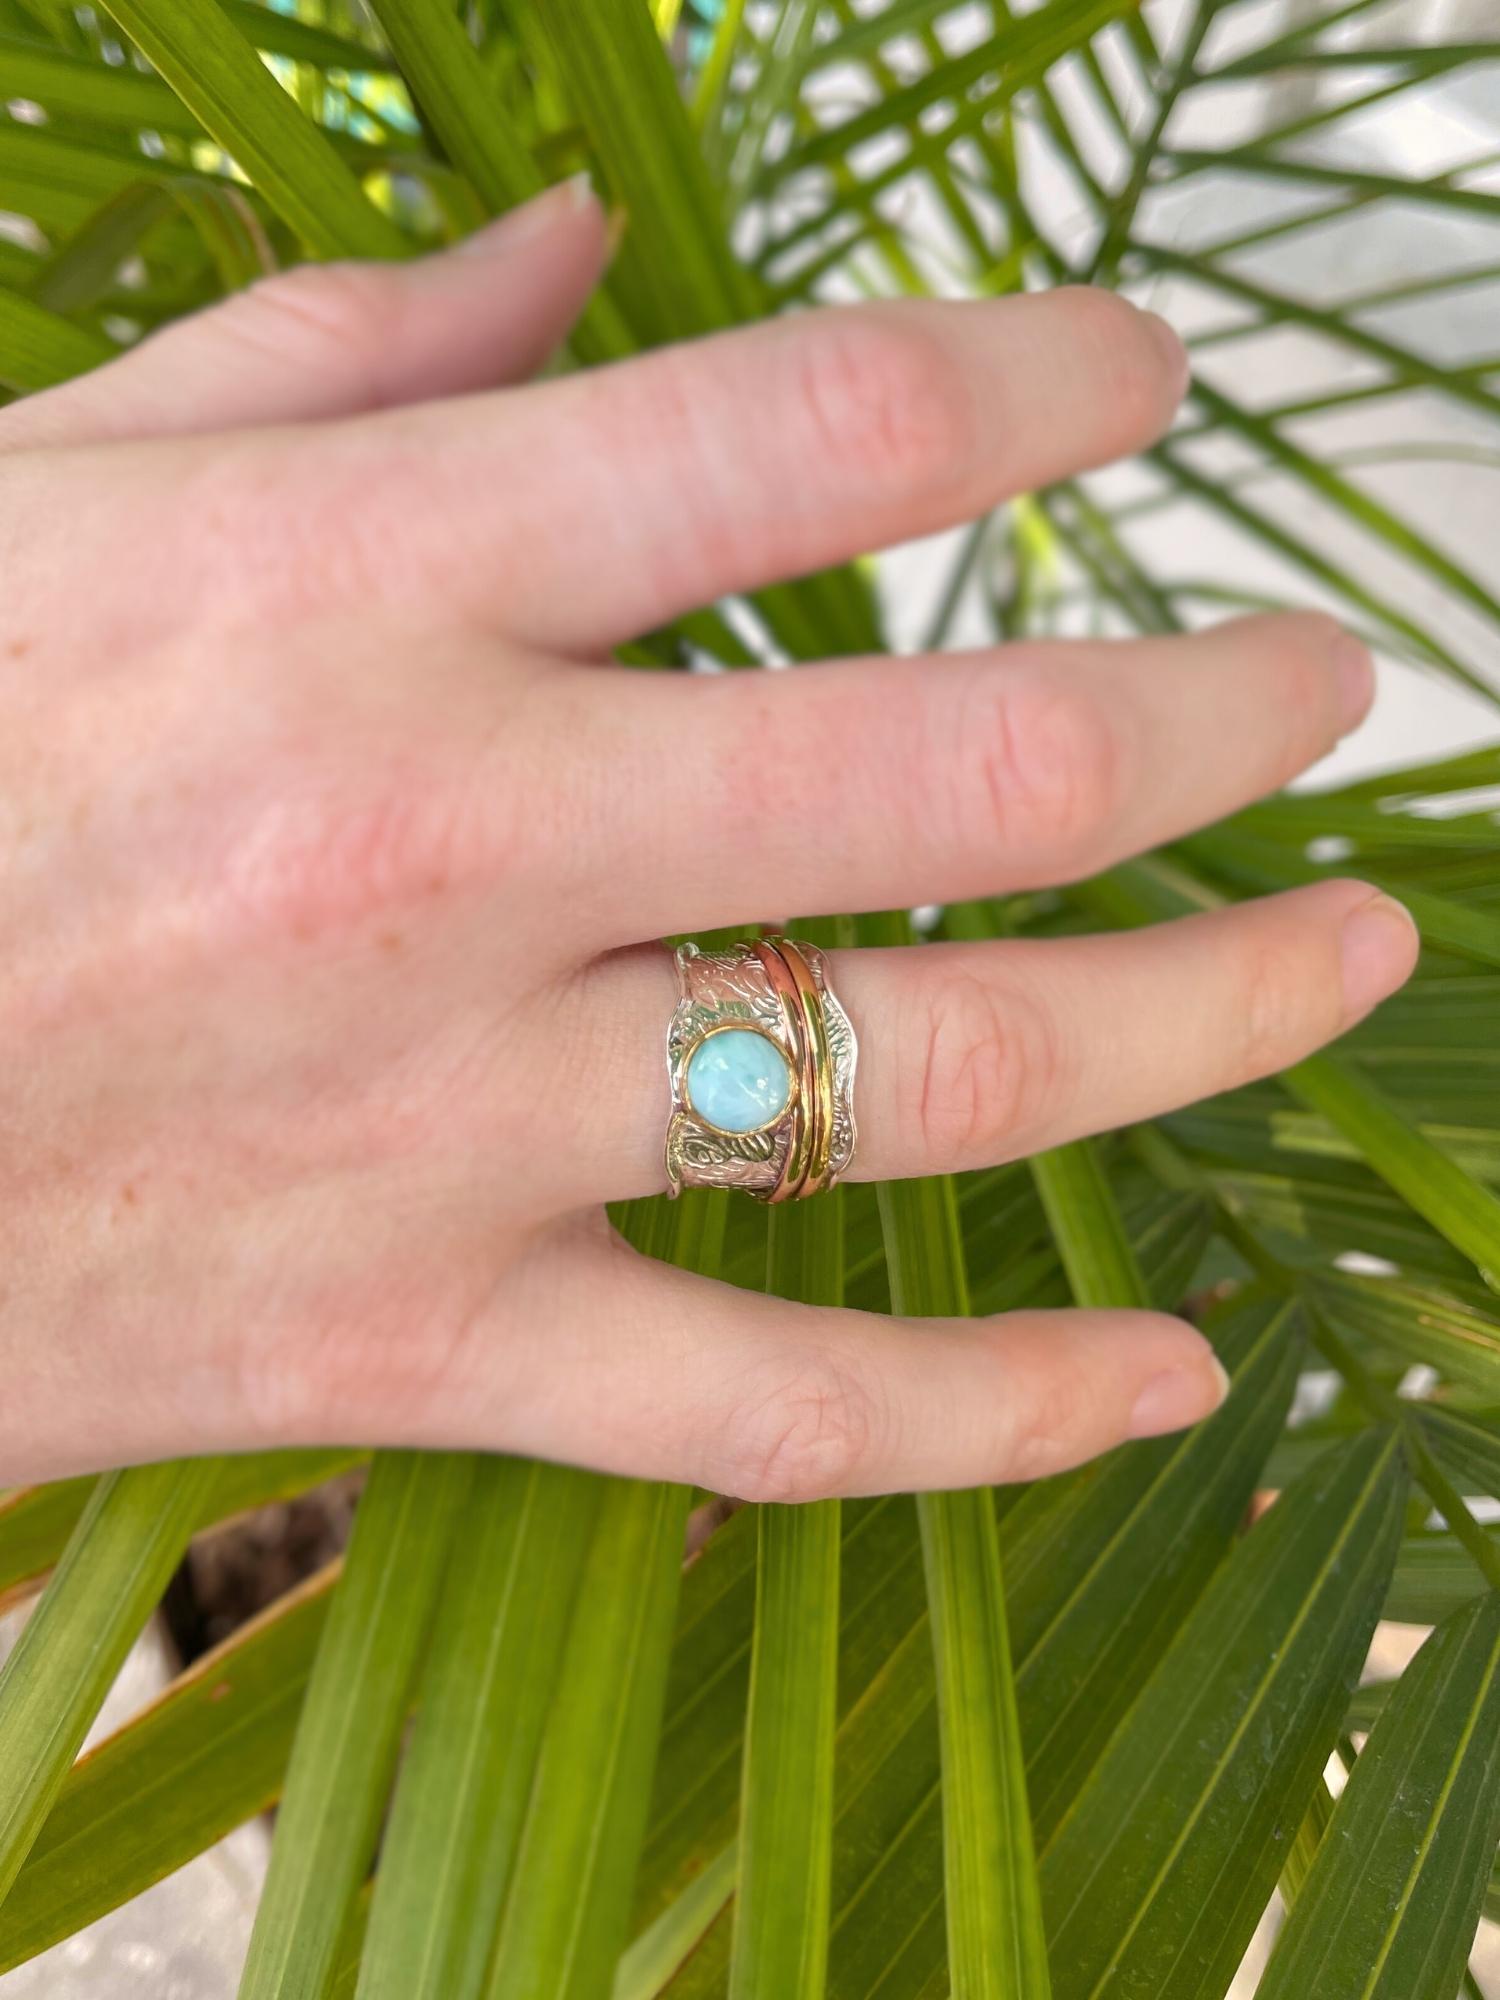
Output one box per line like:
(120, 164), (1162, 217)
(315, 287), (1188, 652)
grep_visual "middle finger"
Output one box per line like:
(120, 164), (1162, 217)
(540, 612), (1372, 949)
(270, 288), (1189, 653)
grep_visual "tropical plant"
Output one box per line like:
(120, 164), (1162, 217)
(0, 0), (1498, 1995)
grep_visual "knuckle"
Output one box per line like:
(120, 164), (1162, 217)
(719, 1349), (881, 1503)
(238, 1316), (359, 1441)
(1237, 928), (1335, 1076)
(238, 1296), (434, 1440)
(238, 1240), (516, 1448)
(1003, 1362), (1112, 1483)
(909, 967), (1060, 1168)
(172, 430), (375, 632)
(795, 306), (969, 496)
(966, 667), (1123, 865)
(217, 776), (501, 946)
(227, 263), (398, 395)
(1004, 1375), (1081, 1483)
(1268, 612), (1343, 774)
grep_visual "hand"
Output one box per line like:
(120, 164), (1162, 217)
(0, 183), (1416, 1500)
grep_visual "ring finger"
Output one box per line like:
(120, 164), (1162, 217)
(558, 878), (1419, 1202)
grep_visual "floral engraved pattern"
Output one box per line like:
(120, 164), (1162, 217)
(822, 983), (858, 1181)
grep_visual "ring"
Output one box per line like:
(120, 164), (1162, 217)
(664, 935), (858, 1201)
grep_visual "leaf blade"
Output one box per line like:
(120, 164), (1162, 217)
(880, 1167), (1050, 2000)
(0, 282), (112, 389)
(1258, 1591), (1500, 2000)
(729, 1191), (844, 2000)
(237, 1451), (472, 2000)
(1041, 1429), (1408, 2000)
(355, 1458), (600, 2000)
(482, 1193), (725, 2000)
(0, 1564), (334, 1970)
(97, 0), (405, 259)
(0, 1457), (218, 1907)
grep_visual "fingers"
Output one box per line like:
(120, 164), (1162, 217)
(4, 286), (1180, 656)
(0, 1182), (1222, 1499)
(255, 1220), (1231, 1500)
(842, 883), (1418, 1179)
(539, 613), (1373, 946)
(305, 286), (1187, 651)
(0, 179), (608, 451)
(569, 879), (1420, 1201)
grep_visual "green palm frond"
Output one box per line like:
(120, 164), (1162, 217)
(0, 0), (1498, 1993)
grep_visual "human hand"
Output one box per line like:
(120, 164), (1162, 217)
(0, 182), (1417, 1499)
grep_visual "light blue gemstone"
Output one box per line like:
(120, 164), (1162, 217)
(685, 1029), (792, 1134)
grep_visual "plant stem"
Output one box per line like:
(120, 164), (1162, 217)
(1087, 0), (1218, 284)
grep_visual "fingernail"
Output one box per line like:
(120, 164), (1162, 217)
(1341, 891), (1420, 1018)
(457, 173), (597, 257)
(1128, 1354), (1229, 1440)
(1141, 310), (1190, 398)
(1331, 630), (1375, 733)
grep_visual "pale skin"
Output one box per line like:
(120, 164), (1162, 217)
(0, 180), (1419, 1500)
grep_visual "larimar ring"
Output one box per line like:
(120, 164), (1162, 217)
(665, 935), (858, 1201)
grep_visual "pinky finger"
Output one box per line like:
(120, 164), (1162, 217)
(384, 1222), (1231, 1502)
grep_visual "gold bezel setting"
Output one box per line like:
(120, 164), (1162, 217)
(681, 1021), (799, 1140)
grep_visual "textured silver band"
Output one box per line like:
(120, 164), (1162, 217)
(664, 937), (858, 1200)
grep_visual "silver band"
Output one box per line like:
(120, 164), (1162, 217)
(664, 936), (858, 1200)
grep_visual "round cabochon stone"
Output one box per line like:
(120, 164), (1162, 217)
(685, 1028), (792, 1134)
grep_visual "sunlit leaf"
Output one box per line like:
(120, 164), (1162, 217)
(97, 0), (406, 258)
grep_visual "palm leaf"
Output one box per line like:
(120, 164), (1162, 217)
(0, 1460), (218, 1900)
(0, 1450), (361, 1612)
(729, 1189), (845, 2000)
(1040, 1430), (1408, 2000)
(0, 1564), (335, 1970)
(96, 0), (405, 258)
(0, 0), (1497, 1994)
(0, 281), (112, 386)
(481, 1194), (724, 2000)
(237, 1452), (473, 2000)
(1258, 1591), (1500, 2000)
(875, 1055), (1049, 1992)
(355, 1459), (599, 2000)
